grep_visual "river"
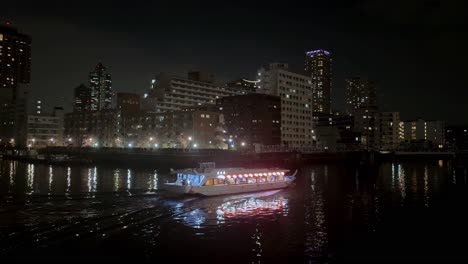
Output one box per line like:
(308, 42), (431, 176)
(0, 159), (467, 262)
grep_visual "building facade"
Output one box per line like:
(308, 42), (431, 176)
(26, 107), (64, 148)
(400, 119), (445, 149)
(0, 23), (31, 100)
(345, 77), (379, 150)
(378, 112), (401, 151)
(345, 77), (377, 115)
(313, 112), (360, 151)
(445, 126), (468, 151)
(89, 63), (112, 111)
(65, 110), (121, 147)
(217, 93), (281, 147)
(0, 24), (31, 147)
(73, 84), (92, 112)
(142, 72), (248, 113)
(257, 63), (314, 148)
(117, 92), (140, 113)
(226, 79), (258, 93)
(305, 50), (332, 114)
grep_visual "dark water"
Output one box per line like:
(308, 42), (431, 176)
(0, 159), (468, 262)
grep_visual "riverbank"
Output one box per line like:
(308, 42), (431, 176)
(1, 147), (464, 168)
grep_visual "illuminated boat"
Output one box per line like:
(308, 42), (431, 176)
(163, 162), (296, 196)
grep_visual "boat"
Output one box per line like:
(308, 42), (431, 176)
(163, 162), (296, 196)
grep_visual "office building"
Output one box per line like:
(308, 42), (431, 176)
(217, 93), (281, 146)
(305, 50), (332, 113)
(257, 63), (314, 148)
(89, 63), (112, 110)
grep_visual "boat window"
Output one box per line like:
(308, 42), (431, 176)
(247, 178), (256, 184)
(205, 179), (214, 186)
(216, 179), (225, 185)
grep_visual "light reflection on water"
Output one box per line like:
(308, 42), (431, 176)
(0, 159), (466, 262)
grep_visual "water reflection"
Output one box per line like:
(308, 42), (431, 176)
(113, 169), (121, 191)
(304, 168), (327, 260)
(27, 164), (34, 194)
(167, 190), (289, 229)
(0, 159), (467, 261)
(48, 165), (53, 194)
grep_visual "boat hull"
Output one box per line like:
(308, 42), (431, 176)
(163, 180), (293, 196)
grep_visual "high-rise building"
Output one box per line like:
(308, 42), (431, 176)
(0, 23), (31, 100)
(345, 77), (377, 115)
(89, 63), (112, 111)
(345, 77), (379, 150)
(257, 63), (314, 148)
(73, 84), (92, 112)
(0, 23), (31, 146)
(305, 50), (332, 114)
(142, 72), (249, 113)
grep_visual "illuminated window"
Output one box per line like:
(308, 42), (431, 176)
(0, 34), (3, 41)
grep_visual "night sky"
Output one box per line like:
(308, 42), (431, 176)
(3, 0), (468, 125)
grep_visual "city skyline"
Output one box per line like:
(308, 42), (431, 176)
(2, 1), (468, 125)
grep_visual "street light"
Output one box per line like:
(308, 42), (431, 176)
(154, 143), (159, 148)
(193, 143), (198, 148)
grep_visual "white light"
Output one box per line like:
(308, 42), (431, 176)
(149, 137), (154, 141)
(231, 144), (235, 148)
(193, 143), (198, 148)
(228, 138), (233, 143)
(32, 138), (36, 142)
(128, 143), (133, 148)
(50, 138), (54, 142)
(94, 143), (99, 147)
(241, 142), (245, 146)
(188, 136), (192, 141)
(144, 93), (148, 98)
(154, 143), (158, 148)
(68, 138), (72, 142)
(151, 79), (156, 84)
